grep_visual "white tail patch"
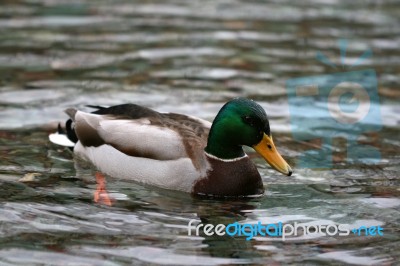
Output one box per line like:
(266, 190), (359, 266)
(49, 133), (75, 147)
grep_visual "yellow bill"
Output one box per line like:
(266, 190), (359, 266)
(253, 133), (292, 176)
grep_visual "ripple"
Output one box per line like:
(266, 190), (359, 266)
(130, 47), (235, 60)
(79, 246), (251, 265)
(0, 248), (118, 266)
(0, 88), (77, 105)
(316, 250), (389, 266)
(0, 16), (117, 28)
(51, 53), (116, 70)
(359, 198), (400, 209)
(163, 67), (273, 81)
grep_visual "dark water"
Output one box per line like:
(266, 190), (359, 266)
(1, 0), (400, 265)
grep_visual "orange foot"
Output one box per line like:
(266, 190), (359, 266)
(94, 172), (113, 206)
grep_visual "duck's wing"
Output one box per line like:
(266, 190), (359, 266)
(161, 112), (211, 169)
(67, 104), (211, 166)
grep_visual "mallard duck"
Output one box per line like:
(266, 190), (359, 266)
(49, 98), (292, 197)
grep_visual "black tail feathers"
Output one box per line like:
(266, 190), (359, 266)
(66, 119), (78, 144)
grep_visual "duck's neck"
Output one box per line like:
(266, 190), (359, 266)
(205, 123), (245, 160)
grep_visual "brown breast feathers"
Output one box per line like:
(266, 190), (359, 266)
(192, 155), (264, 197)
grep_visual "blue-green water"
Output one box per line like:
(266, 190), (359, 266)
(0, 0), (399, 265)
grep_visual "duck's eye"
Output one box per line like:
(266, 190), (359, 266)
(243, 116), (255, 126)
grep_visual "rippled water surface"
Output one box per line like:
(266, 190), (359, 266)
(1, 0), (400, 265)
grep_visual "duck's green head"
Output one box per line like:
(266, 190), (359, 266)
(205, 98), (292, 176)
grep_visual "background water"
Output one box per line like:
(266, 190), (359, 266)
(0, 0), (400, 265)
